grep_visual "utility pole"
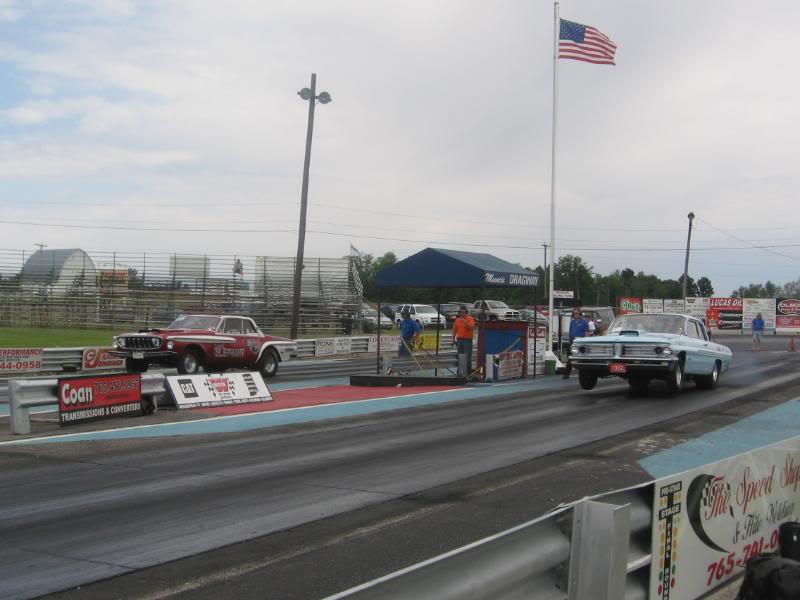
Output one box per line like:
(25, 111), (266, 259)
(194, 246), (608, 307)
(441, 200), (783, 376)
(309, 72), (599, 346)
(682, 212), (695, 302)
(34, 243), (47, 254)
(290, 74), (331, 340)
(542, 243), (548, 309)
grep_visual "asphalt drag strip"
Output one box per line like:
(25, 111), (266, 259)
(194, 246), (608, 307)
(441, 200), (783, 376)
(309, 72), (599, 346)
(7, 337), (800, 600)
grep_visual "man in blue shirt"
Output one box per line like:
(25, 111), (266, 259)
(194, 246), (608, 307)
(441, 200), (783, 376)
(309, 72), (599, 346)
(752, 312), (765, 352)
(563, 308), (590, 379)
(399, 310), (421, 356)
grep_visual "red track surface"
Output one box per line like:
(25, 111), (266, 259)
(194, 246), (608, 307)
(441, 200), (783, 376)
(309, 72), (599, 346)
(194, 385), (461, 416)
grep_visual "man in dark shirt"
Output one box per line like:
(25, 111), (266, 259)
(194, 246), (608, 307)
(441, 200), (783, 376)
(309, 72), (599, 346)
(563, 308), (590, 379)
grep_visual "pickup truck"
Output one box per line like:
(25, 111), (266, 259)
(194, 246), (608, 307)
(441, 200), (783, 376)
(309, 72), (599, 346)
(469, 300), (521, 321)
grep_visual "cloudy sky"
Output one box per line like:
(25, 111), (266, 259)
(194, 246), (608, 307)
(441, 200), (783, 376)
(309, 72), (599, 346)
(0, 0), (798, 294)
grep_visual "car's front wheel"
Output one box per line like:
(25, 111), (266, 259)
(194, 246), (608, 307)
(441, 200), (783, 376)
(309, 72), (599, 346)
(177, 350), (202, 375)
(259, 349), (279, 378)
(695, 361), (720, 390)
(578, 371), (597, 390)
(665, 360), (684, 393)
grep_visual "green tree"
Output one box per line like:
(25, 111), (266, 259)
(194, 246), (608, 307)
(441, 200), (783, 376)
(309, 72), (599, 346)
(696, 276), (714, 297)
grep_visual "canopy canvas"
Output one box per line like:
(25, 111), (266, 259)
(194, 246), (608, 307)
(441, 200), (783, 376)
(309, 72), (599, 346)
(377, 248), (539, 289)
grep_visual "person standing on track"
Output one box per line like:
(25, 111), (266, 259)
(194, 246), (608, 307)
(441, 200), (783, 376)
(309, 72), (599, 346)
(752, 312), (765, 352)
(399, 309), (421, 356)
(563, 307), (590, 379)
(452, 305), (476, 376)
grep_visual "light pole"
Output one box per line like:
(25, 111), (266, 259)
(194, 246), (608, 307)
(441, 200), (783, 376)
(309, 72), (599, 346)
(290, 73), (331, 340)
(682, 212), (695, 302)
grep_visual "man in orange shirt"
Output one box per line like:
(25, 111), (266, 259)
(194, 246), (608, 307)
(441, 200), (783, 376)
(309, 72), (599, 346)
(452, 305), (476, 376)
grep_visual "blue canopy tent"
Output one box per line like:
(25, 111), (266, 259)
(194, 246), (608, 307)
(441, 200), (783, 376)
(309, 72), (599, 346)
(375, 248), (539, 375)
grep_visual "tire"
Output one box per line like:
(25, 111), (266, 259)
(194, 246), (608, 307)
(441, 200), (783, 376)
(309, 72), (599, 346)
(177, 349), (202, 375)
(695, 361), (720, 390)
(628, 376), (650, 395)
(125, 358), (148, 374)
(489, 315), (498, 322)
(259, 349), (279, 378)
(578, 371), (598, 390)
(665, 360), (684, 394)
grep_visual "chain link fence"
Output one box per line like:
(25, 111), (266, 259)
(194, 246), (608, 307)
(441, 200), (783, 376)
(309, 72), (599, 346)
(0, 248), (363, 336)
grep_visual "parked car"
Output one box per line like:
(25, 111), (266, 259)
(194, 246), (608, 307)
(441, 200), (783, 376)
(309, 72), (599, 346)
(394, 304), (447, 328)
(519, 308), (549, 324)
(380, 304), (400, 320)
(552, 306), (615, 348)
(469, 300), (521, 321)
(361, 307), (393, 330)
(111, 314), (298, 377)
(567, 313), (733, 393)
(438, 302), (463, 323)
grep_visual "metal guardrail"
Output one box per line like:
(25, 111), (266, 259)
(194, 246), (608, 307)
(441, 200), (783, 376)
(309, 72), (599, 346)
(326, 483), (654, 600)
(8, 373), (168, 435)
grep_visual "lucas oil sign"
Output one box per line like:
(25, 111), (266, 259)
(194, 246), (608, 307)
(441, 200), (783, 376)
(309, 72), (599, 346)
(58, 373), (142, 426)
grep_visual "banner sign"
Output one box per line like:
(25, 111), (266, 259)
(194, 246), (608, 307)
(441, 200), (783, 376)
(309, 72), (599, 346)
(495, 350), (524, 381)
(553, 290), (574, 299)
(664, 299), (685, 314)
(649, 436), (800, 600)
(527, 325), (546, 369)
(167, 372), (271, 409)
(776, 298), (800, 331)
(619, 297), (642, 315)
(706, 297), (743, 331)
(315, 337), (354, 356)
(684, 297), (709, 320)
(58, 373), (142, 426)
(368, 335), (400, 353)
(643, 299), (664, 314)
(0, 348), (43, 373)
(82, 347), (126, 371)
(742, 298), (776, 331)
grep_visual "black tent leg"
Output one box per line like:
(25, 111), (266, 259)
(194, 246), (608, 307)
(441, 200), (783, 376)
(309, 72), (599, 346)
(435, 288), (441, 377)
(376, 288), (382, 375)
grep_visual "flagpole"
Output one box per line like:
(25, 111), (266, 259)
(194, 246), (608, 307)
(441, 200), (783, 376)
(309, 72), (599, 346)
(548, 0), (559, 351)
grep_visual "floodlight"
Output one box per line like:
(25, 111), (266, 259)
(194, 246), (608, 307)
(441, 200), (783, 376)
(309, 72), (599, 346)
(298, 88), (313, 100)
(317, 92), (332, 104)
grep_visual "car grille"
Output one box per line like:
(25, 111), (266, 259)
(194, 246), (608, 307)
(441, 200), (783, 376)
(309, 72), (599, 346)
(121, 336), (158, 350)
(579, 343), (614, 357)
(505, 311), (520, 320)
(622, 344), (661, 357)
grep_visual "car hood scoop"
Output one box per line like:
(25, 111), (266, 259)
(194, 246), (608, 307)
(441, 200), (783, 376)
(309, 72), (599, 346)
(618, 330), (640, 336)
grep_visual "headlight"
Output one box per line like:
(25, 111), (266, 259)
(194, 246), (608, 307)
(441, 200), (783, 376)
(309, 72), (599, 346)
(118, 338), (126, 348)
(662, 347), (672, 355)
(167, 341), (174, 350)
(151, 337), (161, 348)
(112, 339), (119, 349)
(570, 345), (579, 355)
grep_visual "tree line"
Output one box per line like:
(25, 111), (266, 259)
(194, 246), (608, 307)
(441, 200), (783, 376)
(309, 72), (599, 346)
(352, 252), (716, 307)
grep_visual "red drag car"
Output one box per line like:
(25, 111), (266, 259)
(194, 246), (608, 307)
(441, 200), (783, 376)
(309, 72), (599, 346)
(110, 314), (298, 377)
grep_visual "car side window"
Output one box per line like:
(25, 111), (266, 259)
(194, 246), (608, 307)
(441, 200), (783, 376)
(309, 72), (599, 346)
(687, 321), (701, 339)
(242, 319), (256, 335)
(223, 318), (243, 334)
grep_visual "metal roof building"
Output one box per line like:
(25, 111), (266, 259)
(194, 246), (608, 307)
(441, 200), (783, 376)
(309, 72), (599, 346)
(20, 248), (97, 290)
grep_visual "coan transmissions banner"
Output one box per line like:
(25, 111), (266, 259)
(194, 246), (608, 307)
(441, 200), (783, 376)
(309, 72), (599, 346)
(0, 348), (43, 373)
(776, 298), (800, 332)
(619, 297), (642, 315)
(167, 372), (272, 409)
(59, 373), (142, 426)
(650, 437), (800, 600)
(706, 297), (743, 331)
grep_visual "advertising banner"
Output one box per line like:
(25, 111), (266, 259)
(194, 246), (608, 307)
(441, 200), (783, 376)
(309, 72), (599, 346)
(706, 298), (743, 331)
(742, 298), (776, 331)
(684, 297), (709, 320)
(664, 299), (685, 314)
(527, 325), (546, 370)
(643, 299), (664, 314)
(82, 347), (126, 371)
(315, 337), (353, 356)
(649, 437), (800, 600)
(167, 372), (271, 409)
(776, 298), (800, 332)
(59, 373), (142, 426)
(368, 335), (400, 353)
(619, 297), (642, 315)
(0, 348), (43, 373)
(494, 350), (524, 381)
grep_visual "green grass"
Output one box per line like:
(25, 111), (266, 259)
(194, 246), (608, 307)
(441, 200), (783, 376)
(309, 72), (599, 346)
(0, 327), (116, 348)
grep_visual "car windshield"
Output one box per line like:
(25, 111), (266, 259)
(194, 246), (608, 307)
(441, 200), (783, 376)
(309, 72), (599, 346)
(416, 305), (438, 314)
(168, 315), (220, 330)
(488, 301), (509, 309)
(364, 309), (378, 317)
(607, 314), (686, 335)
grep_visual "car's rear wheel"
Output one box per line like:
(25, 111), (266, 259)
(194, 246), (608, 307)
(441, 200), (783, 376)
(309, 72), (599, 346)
(695, 361), (720, 390)
(665, 360), (684, 393)
(125, 358), (148, 374)
(628, 376), (650, 395)
(578, 371), (597, 390)
(259, 349), (279, 378)
(177, 350), (202, 375)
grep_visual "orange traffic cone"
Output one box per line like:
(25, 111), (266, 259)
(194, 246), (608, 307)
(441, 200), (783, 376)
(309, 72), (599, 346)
(790, 337), (797, 352)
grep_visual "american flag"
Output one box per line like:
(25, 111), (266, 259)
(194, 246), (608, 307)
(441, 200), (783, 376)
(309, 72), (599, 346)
(559, 19), (617, 65)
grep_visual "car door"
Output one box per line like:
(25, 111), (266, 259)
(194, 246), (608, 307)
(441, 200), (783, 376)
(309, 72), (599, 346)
(695, 320), (719, 373)
(216, 317), (247, 368)
(683, 320), (708, 374)
(241, 318), (263, 367)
